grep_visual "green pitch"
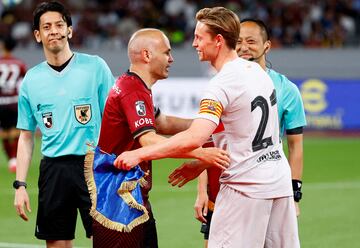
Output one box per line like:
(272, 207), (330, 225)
(0, 136), (359, 247)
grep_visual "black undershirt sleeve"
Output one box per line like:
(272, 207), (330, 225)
(286, 126), (303, 135)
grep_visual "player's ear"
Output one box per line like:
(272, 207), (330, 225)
(142, 49), (151, 63)
(215, 34), (223, 47)
(34, 30), (41, 43)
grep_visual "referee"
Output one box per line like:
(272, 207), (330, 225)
(13, 2), (114, 248)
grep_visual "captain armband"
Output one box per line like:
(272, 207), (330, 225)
(199, 99), (223, 119)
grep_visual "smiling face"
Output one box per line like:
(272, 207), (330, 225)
(236, 21), (270, 63)
(192, 21), (218, 63)
(34, 11), (72, 54)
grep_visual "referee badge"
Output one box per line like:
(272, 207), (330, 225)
(74, 104), (92, 125)
(42, 112), (53, 129)
(135, 101), (146, 116)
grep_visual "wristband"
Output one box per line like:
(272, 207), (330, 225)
(292, 179), (302, 202)
(13, 180), (27, 189)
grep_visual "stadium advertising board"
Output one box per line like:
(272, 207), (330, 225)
(294, 79), (360, 130)
(152, 78), (360, 130)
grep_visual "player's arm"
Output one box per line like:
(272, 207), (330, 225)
(138, 130), (167, 146)
(287, 133), (303, 180)
(136, 126), (228, 172)
(281, 77), (306, 215)
(14, 130), (34, 221)
(145, 118), (217, 159)
(194, 169), (209, 223)
(115, 118), (229, 170)
(286, 129), (304, 216)
(155, 112), (192, 135)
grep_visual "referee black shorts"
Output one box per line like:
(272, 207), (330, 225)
(35, 155), (92, 240)
(200, 210), (213, 240)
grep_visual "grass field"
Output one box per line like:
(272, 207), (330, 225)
(0, 136), (359, 248)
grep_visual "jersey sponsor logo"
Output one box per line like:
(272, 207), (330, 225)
(74, 104), (92, 125)
(256, 150), (282, 163)
(199, 99), (223, 119)
(135, 100), (146, 116)
(134, 118), (153, 128)
(42, 112), (53, 129)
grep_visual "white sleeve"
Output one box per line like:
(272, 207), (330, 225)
(196, 75), (228, 125)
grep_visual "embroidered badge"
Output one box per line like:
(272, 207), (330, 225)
(74, 104), (92, 125)
(135, 101), (146, 116)
(42, 112), (53, 129)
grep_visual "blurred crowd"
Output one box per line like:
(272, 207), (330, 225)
(1, 0), (360, 49)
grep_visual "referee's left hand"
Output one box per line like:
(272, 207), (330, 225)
(14, 187), (31, 221)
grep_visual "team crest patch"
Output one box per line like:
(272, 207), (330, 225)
(74, 104), (92, 125)
(135, 101), (146, 116)
(42, 112), (53, 129)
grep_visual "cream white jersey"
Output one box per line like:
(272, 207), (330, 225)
(198, 58), (292, 199)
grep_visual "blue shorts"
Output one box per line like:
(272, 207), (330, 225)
(35, 155), (92, 240)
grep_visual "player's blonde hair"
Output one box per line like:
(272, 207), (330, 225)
(196, 7), (240, 49)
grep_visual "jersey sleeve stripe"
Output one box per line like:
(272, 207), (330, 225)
(133, 126), (156, 139)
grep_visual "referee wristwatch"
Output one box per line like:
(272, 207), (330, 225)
(13, 180), (27, 189)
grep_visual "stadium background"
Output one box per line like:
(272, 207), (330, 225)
(1, 0), (360, 247)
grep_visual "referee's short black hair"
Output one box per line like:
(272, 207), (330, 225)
(240, 18), (270, 42)
(33, 1), (72, 31)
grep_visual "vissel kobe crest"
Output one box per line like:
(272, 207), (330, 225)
(74, 104), (92, 124)
(135, 101), (146, 116)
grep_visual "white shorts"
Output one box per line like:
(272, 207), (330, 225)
(208, 184), (300, 248)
